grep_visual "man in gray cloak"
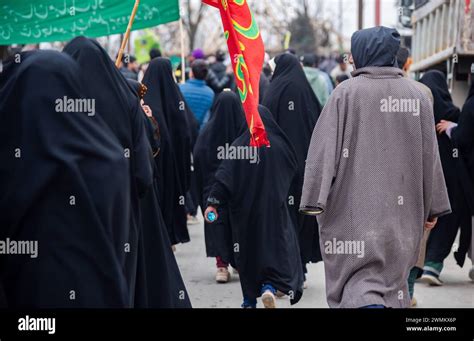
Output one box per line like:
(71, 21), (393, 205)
(300, 26), (452, 308)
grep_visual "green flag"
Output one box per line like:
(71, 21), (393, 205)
(0, 0), (179, 45)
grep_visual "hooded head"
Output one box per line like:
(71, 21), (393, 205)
(63, 36), (137, 146)
(350, 26), (401, 69)
(419, 70), (460, 122)
(271, 53), (307, 83)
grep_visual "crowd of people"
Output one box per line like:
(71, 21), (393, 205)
(0, 25), (472, 309)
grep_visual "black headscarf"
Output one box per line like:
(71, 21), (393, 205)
(194, 91), (246, 194)
(351, 26), (401, 69)
(63, 36), (153, 196)
(193, 91), (245, 262)
(419, 70), (461, 123)
(262, 53), (322, 266)
(263, 53), (321, 167)
(142, 57), (193, 244)
(64, 36), (154, 305)
(63, 37), (152, 163)
(207, 106), (304, 304)
(0, 50), (131, 307)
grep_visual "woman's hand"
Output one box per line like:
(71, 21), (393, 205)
(436, 120), (454, 135)
(424, 217), (438, 230)
(142, 104), (153, 118)
(204, 206), (218, 223)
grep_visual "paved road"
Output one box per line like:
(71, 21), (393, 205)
(175, 217), (473, 308)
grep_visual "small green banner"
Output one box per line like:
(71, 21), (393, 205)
(0, 0), (179, 45)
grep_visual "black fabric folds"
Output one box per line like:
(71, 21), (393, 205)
(420, 70), (472, 267)
(0, 50), (131, 307)
(207, 106), (304, 304)
(125, 78), (191, 308)
(142, 58), (196, 244)
(262, 53), (323, 266)
(63, 36), (155, 306)
(194, 91), (246, 263)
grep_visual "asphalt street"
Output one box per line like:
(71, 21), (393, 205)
(175, 216), (474, 308)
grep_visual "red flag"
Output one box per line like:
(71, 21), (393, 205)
(203, 0), (270, 147)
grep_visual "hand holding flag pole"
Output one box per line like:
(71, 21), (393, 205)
(115, 0), (141, 67)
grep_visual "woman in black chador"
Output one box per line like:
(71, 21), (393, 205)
(432, 68), (474, 282)
(262, 53), (323, 282)
(204, 106), (304, 308)
(127, 79), (191, 308)
(194, 91), (246, 283)
(142, 58), (198, 246)
(64, 36), (154, 307)
(0, 50), (131, 307)
(419, 70), (473, 286)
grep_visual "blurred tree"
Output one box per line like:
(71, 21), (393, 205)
(155, 0), (222, 56)
(254, 0), (334, 54)
(287, 0), (333, 54)
(151, 0), (340, 57)
(182, 0), (207, 52)
(288, 0), (316, 53)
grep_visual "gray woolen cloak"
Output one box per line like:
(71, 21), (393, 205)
(299, 28), (451, 308)
(300, 66), (451, 308)
(300, 27), (451, 308)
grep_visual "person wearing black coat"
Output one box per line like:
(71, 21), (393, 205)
(262, 53), (323, 283)
(204, 106), (304, 308)
(193, 91), (246, 283)
(127, 79), (192, 308)
(435, 67), (474, 281)
(142, 58), (198, 245)
(419, 70), (473, 285)
(0, 50), (132, 307)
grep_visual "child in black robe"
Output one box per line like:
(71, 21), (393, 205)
(194, 91), (245, 283)
(204, 106), (304, 308)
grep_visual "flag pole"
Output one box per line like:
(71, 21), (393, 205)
(115, 0), (141, 67)
(179, 11), (186, 84)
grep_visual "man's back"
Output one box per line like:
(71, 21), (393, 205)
(303, 66), (329, 106)
(300, 65), (450, 308)
(328, 67), (442, 220)
(180, 79), (215, 127)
